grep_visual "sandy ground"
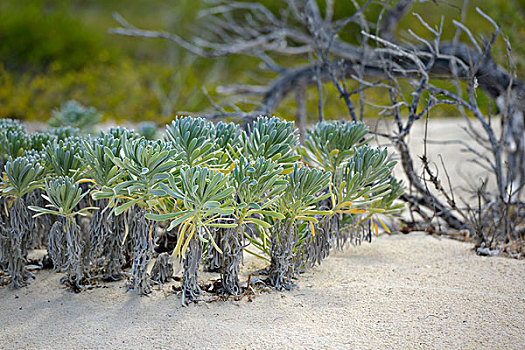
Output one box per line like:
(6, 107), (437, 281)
(2, 117), (523, 349)
(371, 117), (505, 201)
(1, 232), (523, 350)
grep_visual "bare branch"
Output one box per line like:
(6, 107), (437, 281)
(380, 0), (415, 42)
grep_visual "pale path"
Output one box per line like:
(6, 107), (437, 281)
(1, 233), (524, 349)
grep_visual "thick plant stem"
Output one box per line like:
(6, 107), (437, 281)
(220, 226), (243, 295)
(86, 200), (111, 266)
(48, 220), (66, 270)
(0, 199), (9, 271)
(269, 219), (296, 291)
(87, 199), (126, 281)
(303, 216), (332, 270)
(63, 217), (86, 291)
(0, 230), (7, 272)
(128, 206), (153, 295)
(151, 252), (173, 284)
(47, 216), (86, 292)
(7, 198), (32, 288)
(103, 211), (126, 281)
(203, 227), (222, 272)
(333, 214), (348, 250)
(182, 231), (202, 304)
(27, 190), (53, 249)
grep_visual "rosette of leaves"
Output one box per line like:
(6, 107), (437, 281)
(48, 126), (80, 140)
(46, 137), (92, 233)
(45, 138), (85, 181)
(21, 151), (52, 249)
(137, 122), (158, 140)
(0, 156), (45, 288)
(102, 138), (181, 215)
(218, 156), (286, 294)
(82, 134), (127, 280)
(0, 119), (25, 133)
(97, 137), (181, 294)
(297, 121), (392, 264)
(214, 121), (241, 150)
(0, 120), (28, 271)
(193, 121), (240, 270)
(105, 126), (138, 140)
(299, 120), (370, 173)
(48, 100), (101, 133)
(146, 167), (236, 303)
(0, 119), (26, 165)
(213, 121), (241, 165)
(164, 116), (219, 167)
(0, 130), (30, 169)
(269, 165), (331, 290)
(196, 121), (243, 272)
(29, 176), (96, 292)
(241, 116), (300, 171)
(330, 146), (402, 242)
(28, 132), (57, 153)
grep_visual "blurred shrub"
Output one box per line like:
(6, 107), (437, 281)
(0, 59), (218, 123)
(0, 1), (116, 72)
(137, 122), (158, 140)
(0, 58), (466, 123)
(49, 100), (101, 132)
(0, 0), (519, 124)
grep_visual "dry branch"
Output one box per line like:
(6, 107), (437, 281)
(111, 0), (524, 251)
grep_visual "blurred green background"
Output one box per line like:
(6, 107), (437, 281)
(0, 0), (523, 124)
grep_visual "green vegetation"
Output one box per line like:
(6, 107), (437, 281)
(30, 176), (96, 291)
(0, 116), (403, 303)
(1, 0), (522, 123)
(0, 155), (45, 287)
(48, 100), (101, 133)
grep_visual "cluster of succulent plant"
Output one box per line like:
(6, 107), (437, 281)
(0, 116), (403, 303)
(48, 100), (102, 134)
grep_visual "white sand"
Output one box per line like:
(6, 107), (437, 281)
(1, 232), (523, 349)
(372, 117), (504, 201)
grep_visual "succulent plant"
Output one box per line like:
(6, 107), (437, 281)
(0, 119), (25, 133)
(0, 130), (30, 169)
(0, 116), (404, 302)
(97, 136), (181, 295)
(137, 121), (159, 140)
(300, 120), (370, 173)
(0, 156), (45, 288)
(268, 165), (331, 290)
(29, 176), (96, 292)
(105, 126), (138, 140)
(241, 116), (300, 171)
(81, 134), (126, 279)
(29, 132), (58, 153)
(213, 121), (241, 165)
(220, 156), (285, 294)
(45, 139), (84, 180)
(147, 166), (235, 303)
(164, 116), (219, 167)
(48, 126), (81, 140)
(48, 100), (101, 133)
